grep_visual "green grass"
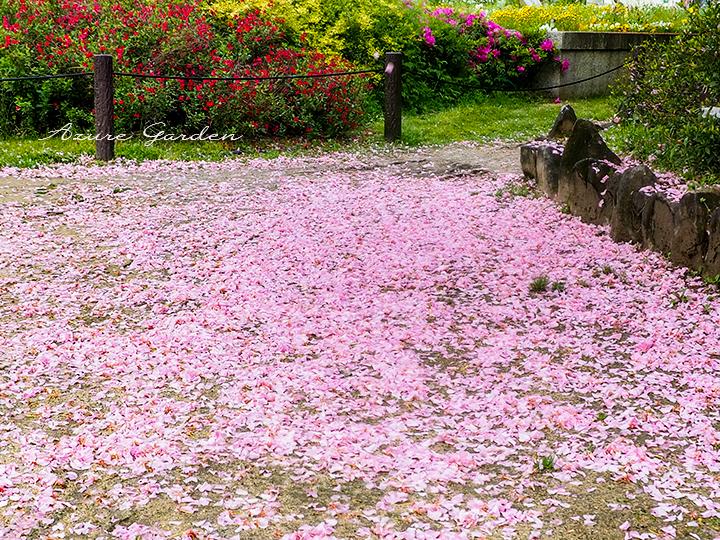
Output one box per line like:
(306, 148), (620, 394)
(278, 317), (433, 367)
(529, 275), (550, 293)
(0, 139), (94, 168)
(535, 454), (556, 473)
(0, 138), (233, 168)
(604, 122), (720, 187)
(0, 94), (617, 169)
(386, 93), (616, 146)
(551, 280), (566, 292)
(0, 135), (370, 168)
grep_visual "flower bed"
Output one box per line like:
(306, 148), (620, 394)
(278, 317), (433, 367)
(0, 0), (566, 136)
(211, 0), (568, 112)
(0, 0), (371, 138)
(488, 4), (686, 35)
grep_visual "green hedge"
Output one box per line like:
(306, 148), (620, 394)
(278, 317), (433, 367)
(614, 2), (720, 185)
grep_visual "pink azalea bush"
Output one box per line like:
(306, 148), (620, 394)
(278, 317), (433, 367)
(404, 5), (566, 109)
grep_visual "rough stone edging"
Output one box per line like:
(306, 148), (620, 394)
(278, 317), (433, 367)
(520, 107), (720, 277)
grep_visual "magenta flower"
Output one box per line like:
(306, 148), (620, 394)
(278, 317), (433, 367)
(554, 57), (570, 72)
(473, 44), (500, 64)
(423, 26), (436, 47)
(474, 45), (490, 63)
(432, 7), (454, 17)
(540, 39), (554, 52)
(517, 66), (525, 73)
(487, 21), (501, 34)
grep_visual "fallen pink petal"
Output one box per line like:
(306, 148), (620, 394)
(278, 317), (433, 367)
(0, 147), (719, 538)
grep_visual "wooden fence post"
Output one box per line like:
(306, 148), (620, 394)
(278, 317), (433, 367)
(93, 54), (115, 161)
(384, 52), (402, 143)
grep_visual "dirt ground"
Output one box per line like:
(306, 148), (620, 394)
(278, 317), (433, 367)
(0, 142), (521, 205)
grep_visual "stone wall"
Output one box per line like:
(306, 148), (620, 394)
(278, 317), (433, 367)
(532, 31), (676, 99)
(520, 106), (720, 277)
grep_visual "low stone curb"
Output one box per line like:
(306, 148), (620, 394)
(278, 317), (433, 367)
(520, 106), (720, 277)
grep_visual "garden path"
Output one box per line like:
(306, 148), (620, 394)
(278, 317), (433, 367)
(1, 144), (719, 540)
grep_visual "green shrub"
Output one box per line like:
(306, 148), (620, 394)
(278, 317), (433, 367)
(211, 0), (420, 66)
(614, 3), (720, 184)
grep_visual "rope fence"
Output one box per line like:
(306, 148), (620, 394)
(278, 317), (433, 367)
(526, 62), (627, 92)
(114, 69), (381, 81)
(0, 52), (630, 160)
(0, 72), (92, 82)
(0, 69), (380, 83)
(434, 62), (629, 94)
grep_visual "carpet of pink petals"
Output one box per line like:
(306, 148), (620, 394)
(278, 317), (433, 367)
(1, 152), (719, 540)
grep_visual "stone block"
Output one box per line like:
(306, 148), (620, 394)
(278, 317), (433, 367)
(565, 158), (619, 224)
(536, 144), (563, 197)
(671, 188), (720, 269)
(520, 144), (538, 179)
(609, 165), (656, 244)
(643, 194), (677, 256)
(561, 119), (621, 172)
(704, 207), (720, 277)
(548, 105), (577, 140)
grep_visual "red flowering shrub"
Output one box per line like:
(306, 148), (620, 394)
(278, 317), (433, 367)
(0, 0), (371, 137)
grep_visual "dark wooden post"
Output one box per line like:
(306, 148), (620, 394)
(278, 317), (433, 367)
(384, 52), (402, 143)
(93, 54), (115, 161)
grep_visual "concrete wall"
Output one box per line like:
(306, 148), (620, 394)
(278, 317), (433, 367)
(532, 31), (676, 99)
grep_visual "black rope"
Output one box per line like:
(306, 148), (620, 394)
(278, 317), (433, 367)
(0, 68), (379, 83)
(114, 68), (381, 82)
(0, 72), (92, 82)
(520, 62), (628, 92)
(425, 62), (630, 94)
(0, 62), (624, 89)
